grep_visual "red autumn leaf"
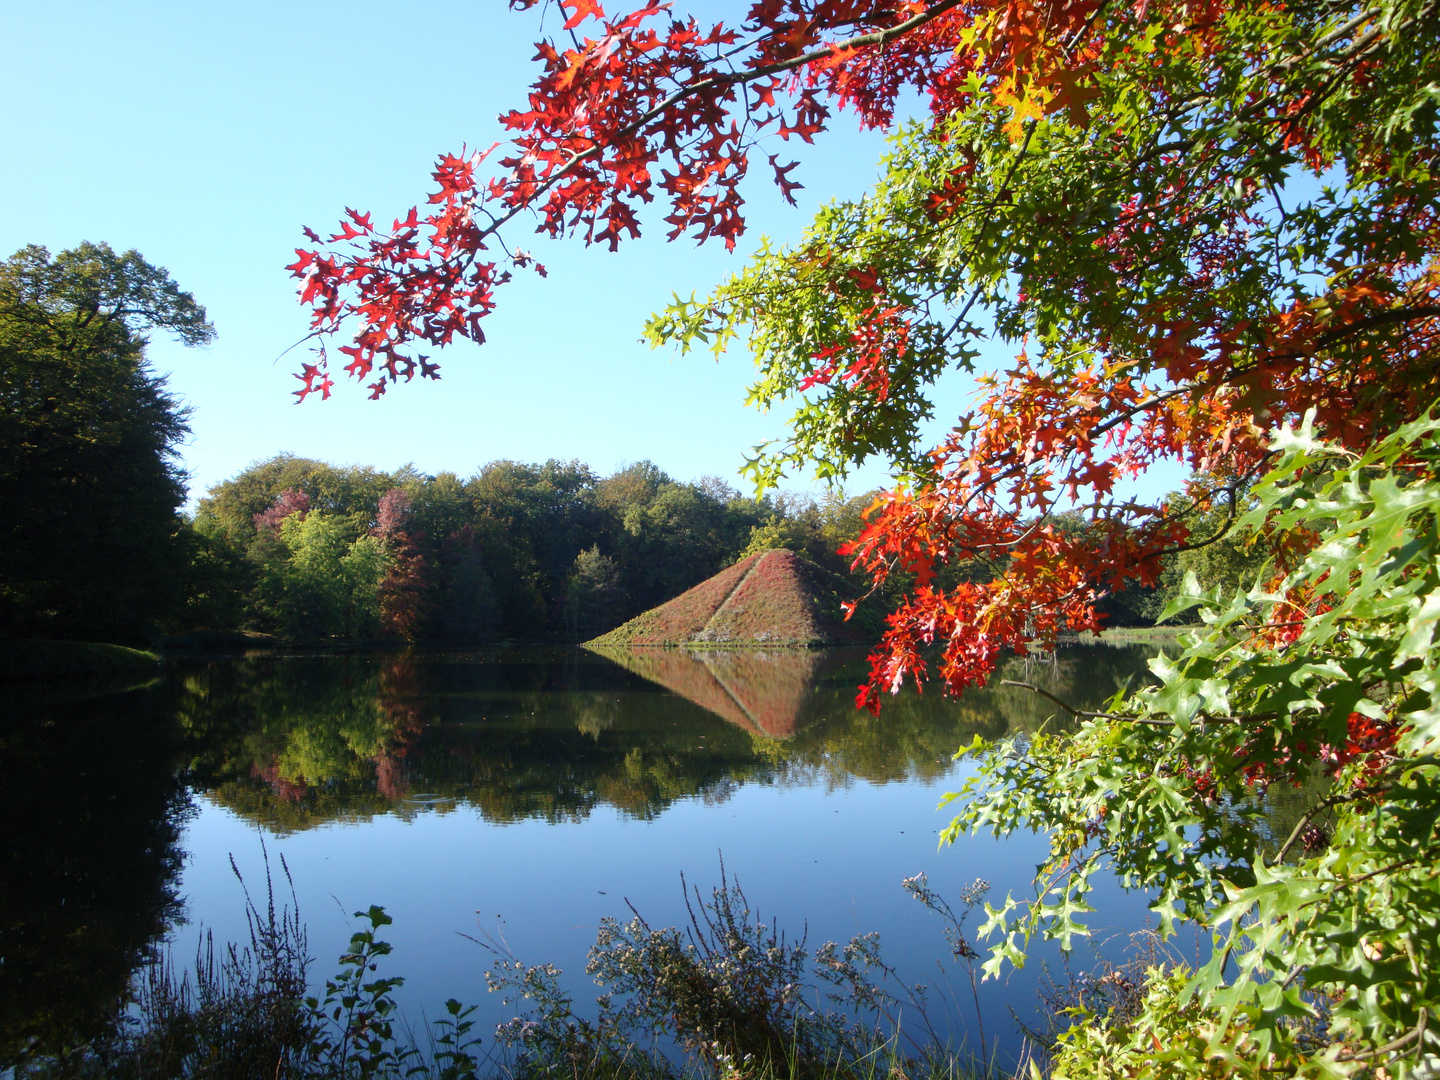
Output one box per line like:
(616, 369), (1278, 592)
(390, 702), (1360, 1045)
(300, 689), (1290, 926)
(561, 0), (605, 29)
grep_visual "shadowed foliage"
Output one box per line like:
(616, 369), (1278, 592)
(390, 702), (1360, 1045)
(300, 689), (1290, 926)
(0, 243), (212, 643)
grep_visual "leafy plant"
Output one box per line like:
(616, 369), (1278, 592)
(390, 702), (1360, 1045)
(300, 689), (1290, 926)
(946, 410), (1440, 1075)
(9, 866), (490, 1080)
(587, 870), (820, 1070)
(304, 905), (414, 1078)
(299, 903), (484, 1080)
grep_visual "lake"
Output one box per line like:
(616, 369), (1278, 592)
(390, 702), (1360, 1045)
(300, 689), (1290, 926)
(1, 642), (1167, 1071)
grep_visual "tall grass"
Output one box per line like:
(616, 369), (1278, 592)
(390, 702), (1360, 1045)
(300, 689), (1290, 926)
(11, 855), (310, 1079)
(11, 860), (1026, 1080)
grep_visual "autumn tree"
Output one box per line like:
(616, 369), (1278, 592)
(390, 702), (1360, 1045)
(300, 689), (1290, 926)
(288, 0), (1439, 670)
(373, 487), (432, 641)
(290, 0), (1440, 1063)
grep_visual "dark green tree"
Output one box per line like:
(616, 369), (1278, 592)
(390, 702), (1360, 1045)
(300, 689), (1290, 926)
(0, 243), (213, 643)
(565, 545), (624, 639)
(403, 470), (473, 549)
(465, 459), (601, 636)
(611, 476), (766, 613)
(434, 525), (500, 642)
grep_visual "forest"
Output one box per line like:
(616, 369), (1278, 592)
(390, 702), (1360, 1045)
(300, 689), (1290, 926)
(6, 416), (1251, 653)
(0, 241), (880, 648)
(186, 451), (1266, 646)
(1, 245), (1264, 652)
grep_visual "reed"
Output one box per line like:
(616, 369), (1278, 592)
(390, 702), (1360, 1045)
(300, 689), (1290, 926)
(12, 861), (1021, 1080)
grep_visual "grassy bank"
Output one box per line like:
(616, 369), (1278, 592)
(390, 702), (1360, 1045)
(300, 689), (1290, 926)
(0, 639), (161, 683)
(158, 628), (279, 651)
(1062, 625), (1186, 646)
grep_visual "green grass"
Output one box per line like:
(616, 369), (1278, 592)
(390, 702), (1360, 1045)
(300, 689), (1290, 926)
(1089, 626), (1187, 644)
(158, 628), (279, 651)
(0, 639), (161, 683)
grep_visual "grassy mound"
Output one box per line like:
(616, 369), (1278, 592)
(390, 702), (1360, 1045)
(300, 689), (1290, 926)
(589, 549), (870, 648)
(0, 639), (161, 683)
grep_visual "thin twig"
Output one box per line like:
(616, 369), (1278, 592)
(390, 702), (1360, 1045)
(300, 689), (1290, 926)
(1272, 785), (1378, 867)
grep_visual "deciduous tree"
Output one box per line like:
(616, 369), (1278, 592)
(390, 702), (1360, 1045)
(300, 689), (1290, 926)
(248, 498), (387, 641)
(0, 243), (212, 642)
(291, 0), (1439, 685)
(373, 488), (433, 641)
(290, 1), (1440, 1061)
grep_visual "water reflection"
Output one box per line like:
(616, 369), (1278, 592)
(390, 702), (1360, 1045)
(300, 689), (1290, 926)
(173, 644), (1158, 832)
(0, 642), (1161, 1067)
(589, 646), (828, 737)
(0, 687), (189, 1064)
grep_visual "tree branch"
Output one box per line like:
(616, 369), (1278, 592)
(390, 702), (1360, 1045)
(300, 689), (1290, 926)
(999, 680), (1135, 723)
(1336, 1007), (1428, 1062)
(1271, 782), (1388, 867)
(471, 0), (969, 248)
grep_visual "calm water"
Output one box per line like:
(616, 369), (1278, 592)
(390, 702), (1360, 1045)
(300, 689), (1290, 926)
(1, 643), (1166, 1068)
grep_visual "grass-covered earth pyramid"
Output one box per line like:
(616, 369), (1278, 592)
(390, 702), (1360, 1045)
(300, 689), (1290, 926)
(588, 548), (870, 648)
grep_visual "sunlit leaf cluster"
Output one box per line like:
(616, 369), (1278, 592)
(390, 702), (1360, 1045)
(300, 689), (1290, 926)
(946, 412), (1440, 1073)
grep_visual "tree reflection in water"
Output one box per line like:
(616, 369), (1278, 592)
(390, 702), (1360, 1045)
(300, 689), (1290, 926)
(0, 685), (189, 1065)
(0, 642), (1160, 1066)
(174, 643), (1159, 833)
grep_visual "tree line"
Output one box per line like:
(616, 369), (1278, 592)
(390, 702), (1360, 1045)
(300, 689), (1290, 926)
(1, 240), (1261, 650)
(187, 453), (1266, 645)
(188, 455), (877, 643)
(0, 241), (877, 646)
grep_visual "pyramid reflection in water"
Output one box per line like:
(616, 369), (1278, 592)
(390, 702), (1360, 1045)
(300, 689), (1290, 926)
(586, 646), (840, 738)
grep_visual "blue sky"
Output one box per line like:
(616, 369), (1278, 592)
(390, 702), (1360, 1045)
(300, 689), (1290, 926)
(2, 2), (1177, 504)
